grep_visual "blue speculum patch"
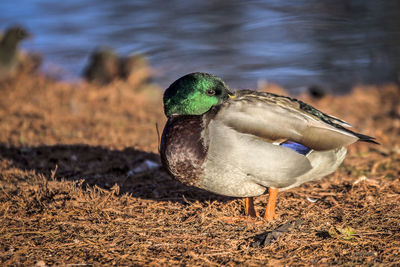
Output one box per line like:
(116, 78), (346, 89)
(280, 141), (311, 155)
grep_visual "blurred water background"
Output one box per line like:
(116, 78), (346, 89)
(1, 0), (399, 93)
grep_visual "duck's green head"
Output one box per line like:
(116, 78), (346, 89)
(163, 72), (233, 117)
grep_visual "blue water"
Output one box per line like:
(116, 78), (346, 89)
(1, 0), (399, 92)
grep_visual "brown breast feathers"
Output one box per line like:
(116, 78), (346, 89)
(160, 115), (208, 186)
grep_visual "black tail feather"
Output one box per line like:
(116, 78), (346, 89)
(353, 132), (380, 145)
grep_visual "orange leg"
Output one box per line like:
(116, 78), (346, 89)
(245, 197), (257, 217)
(264, 187), (279, 221)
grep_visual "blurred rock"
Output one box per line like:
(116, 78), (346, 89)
(0, 25), (31, 81)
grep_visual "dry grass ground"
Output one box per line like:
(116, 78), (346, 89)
(0, 72), (399, 266)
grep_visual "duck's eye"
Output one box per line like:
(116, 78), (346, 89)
(206, 89), (216, 96)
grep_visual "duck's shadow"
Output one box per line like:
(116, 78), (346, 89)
(0, 144), (234, 204)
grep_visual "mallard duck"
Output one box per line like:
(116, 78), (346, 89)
(0, 26), (31, 81)
(160, 72), (377, 221)
(83, 47), (150, 86)
(83, 47), (119, 85)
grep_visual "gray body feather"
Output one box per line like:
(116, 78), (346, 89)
(198, 119), (347, 197)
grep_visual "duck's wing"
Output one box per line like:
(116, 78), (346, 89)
(215, 90), (377, 151)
